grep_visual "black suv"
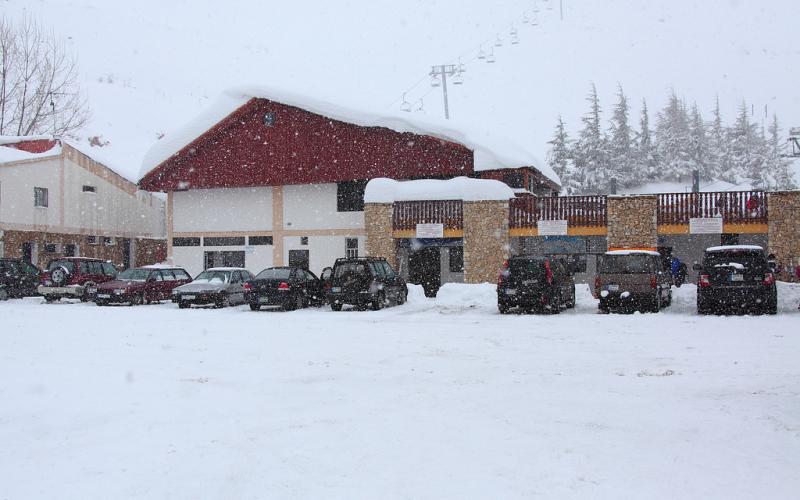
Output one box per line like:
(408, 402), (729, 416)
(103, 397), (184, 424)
(0, 258), (41, 300)
(497, 256), (576, 314)
(694, 245), (777, 315)
(324, 257), (407, 311)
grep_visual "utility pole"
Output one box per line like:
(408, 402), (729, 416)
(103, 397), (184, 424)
(560, 0), (564, 21)
(429, 64), (463, 120)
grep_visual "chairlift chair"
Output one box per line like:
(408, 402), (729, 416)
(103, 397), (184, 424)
(400, 93), (412, 112)
(494, 34), (503, 47)
(477, 45), (486, 59)
(452, 71), (464, 85)
(429, 72), (441, 87)
(486, 47), (496, 63)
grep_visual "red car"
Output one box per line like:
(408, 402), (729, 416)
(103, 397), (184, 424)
(38, 257), (118, 302)
(94, 265), (192, 305)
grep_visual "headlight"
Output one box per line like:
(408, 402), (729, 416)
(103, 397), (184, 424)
(114, 289), (126, 295)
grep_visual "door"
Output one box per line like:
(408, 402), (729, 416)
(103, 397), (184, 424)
(289, 250), (310, 270)
(409, 247), (441, 297)
(22, 242), (35, 265)
(122, 238), (131, 269)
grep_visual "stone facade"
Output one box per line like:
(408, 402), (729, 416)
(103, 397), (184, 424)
(463, 200), (509, 284)
(607, 195), (658, 249)
(0, 229), (166, 269)
(364, 203), (396, 268)
(768, 191), (800, 281)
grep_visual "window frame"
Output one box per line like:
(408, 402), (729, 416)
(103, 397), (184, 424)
(34, 187), (49, 208)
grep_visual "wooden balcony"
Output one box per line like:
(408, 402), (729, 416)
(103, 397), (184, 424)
(657, 191), (768, 225)
(392, 200), (463, 231)
(509, 195), (608, 229)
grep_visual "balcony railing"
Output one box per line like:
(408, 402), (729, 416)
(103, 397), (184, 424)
(392, 200), (463, 231)
(657, 191), (767, 225)
(509, 195), (607, 228)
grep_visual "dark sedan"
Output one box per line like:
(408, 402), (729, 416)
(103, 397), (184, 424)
(244, 267), (323, 311)
(172, 268), (254, 308)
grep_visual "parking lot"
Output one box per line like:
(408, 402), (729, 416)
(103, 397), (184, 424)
(1, 282), (799, 499)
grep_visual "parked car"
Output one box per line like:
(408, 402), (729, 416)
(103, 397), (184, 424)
(172, 267), (254, 308)
(694, 245), (777, 315)
(94, 265), (191, 305)
(497, 256), (576, 314)
(0, 258), (41, 299)
(324, 257), (407, 311)
(594, 250), (673, 313)
(38, 257), (118, 302)
(244, 266), (323, 311)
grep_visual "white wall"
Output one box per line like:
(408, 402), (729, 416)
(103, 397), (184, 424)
(172, 244), (273, 279)
(283, 235), (364, 275)
(173, 187), (272, 232)
(0, 158), (62, 227)
(283, 183), (364, 230)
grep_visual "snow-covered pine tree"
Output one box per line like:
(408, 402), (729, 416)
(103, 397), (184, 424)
(706, 97), (730, 181)
(607, 85), (633, 187)
(633, 98), (658, 184)
(573, 82), (608, 193)
(766, 114), (796, 189)
(688, 103), (710, 179)
(546, 116), (580, 194)
(655, 90), (692, 182)
(728, 101), (768, 189)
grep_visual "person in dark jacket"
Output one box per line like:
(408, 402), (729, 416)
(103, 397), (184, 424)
(671, 256), (687, 287)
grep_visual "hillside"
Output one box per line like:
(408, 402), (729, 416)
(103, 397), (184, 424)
(4, 0), (798, 184)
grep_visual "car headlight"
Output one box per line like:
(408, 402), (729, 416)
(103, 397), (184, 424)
(114, 289), (126, 295)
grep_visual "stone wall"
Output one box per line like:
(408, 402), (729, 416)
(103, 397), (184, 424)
(607, 195), (658, 249)
(768, 191), (800, 281)
(364, 203), (396, 268)
(463, 200), (509, 284)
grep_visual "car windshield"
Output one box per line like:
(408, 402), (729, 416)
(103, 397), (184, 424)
(117, 269), (151, 281)
(48, 260), (75, 273)
(598, 255), (654, 274)
(704, 251), (765, 271)
(194, 271), (231, 283)
(255, 268), (292, 280)
(334, 262), (366, 279)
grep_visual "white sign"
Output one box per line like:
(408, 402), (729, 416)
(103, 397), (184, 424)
(690, 217), (723, 234)
(416, 223), (444, 238)
(538, 219), (568, 236)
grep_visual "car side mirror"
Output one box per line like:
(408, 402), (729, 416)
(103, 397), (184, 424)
(692, 263), (702, 271)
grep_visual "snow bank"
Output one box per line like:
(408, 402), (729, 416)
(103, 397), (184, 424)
(139, 86), (558, 185)
(364, 177), (514, 203)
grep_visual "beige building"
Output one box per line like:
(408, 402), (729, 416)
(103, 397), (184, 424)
(0, 137), (166, 269)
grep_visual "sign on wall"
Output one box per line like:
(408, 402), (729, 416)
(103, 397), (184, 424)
(416, 223), (444, 238)
(690, 217), (723, 234)
(538, 219), (568, 236)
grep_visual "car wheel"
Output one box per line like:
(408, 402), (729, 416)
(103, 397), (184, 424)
(649, 292), (661, 313)
(666, 290), (673, 307)
(130, 293), (144, 306)
(397, 287), (407, 305)
(498, 300), (510, 314)
(44, 295), (60, 303)
(697, 298), (710, 315)
(331, 302), (343, 312)
(178, 301), (190, 309)
(370, 292), (385, 311)
(249, 303), (260, 311)
(765, 299), (777, 315)
(565, 287), (576, 309)
(549, 292), (562, 314)
(0, 288), (9, 301)
(215, 293), (230, 309)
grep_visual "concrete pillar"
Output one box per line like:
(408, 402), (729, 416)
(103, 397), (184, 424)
(364, 202), (396, 268)
(463, 200), (509, 284)
(607, 195), (658, 249)
(768, 191), (800, 281)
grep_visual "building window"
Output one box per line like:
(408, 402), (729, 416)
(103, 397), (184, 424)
(204, 251), (245, 269)
(86, 235), (98, 245)
(82, 185), (96, 193)
(300, 236), (309, 246)
(345, 238), (358, 259)
(203, 236), (246, 247)
(172, 237), (201, 247)
(102, 236), (115, 246)
(44, 243), (58, 253)
(336, 180), (367, 212)
(449, 247), (464, 273)
(34, 187), (48, 207)
(502, 172), (525, 189)
(248, 236), (273, 246)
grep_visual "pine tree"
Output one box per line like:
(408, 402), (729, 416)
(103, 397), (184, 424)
(607, 85), (633, 187)
(706, 97), (729, 181)
(573, 82), (608, 193)
(766, 114), (796, 189)
(633, 98), (658, 184)
(728, 102), (768, 189)
(655, 90), (693, 181)
(687, 103), (710, 179)
(546, 116), (580, 194)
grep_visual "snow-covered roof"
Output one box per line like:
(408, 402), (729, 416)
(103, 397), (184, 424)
(139, 86), (559, 185)
(0, 135), (54, 145)
(0, 136), (61, 164)
(705, 245), (764, 253)
(364, 177), (515, 203)
(605, 250), (661, 256)
(142, 263), (183, 269)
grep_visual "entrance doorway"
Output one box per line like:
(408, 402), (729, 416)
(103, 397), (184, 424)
(288, 249), (310, 270)
(204, 251), (245, 270)
(122, 238), (132, 268)
(409, 247), (441, 297)
(22, 242), (36, 264)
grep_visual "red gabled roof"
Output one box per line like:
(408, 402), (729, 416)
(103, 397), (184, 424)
(139, 98), (474, 192)
(4, 138), (59, 153)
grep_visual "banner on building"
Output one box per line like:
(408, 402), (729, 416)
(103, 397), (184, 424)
(689, 217), (723, 234)
(538, 219), (568, 236)
(416, 223), (444, 238)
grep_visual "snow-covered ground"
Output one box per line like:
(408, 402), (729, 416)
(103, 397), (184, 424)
(2, 283), (799, 499)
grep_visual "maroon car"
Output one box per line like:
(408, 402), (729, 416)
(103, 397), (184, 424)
(94, 265), (192, 305)
(38, 257), (118, 302)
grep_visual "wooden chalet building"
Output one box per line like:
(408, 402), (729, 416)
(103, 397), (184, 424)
(138, 89), (559, 277)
